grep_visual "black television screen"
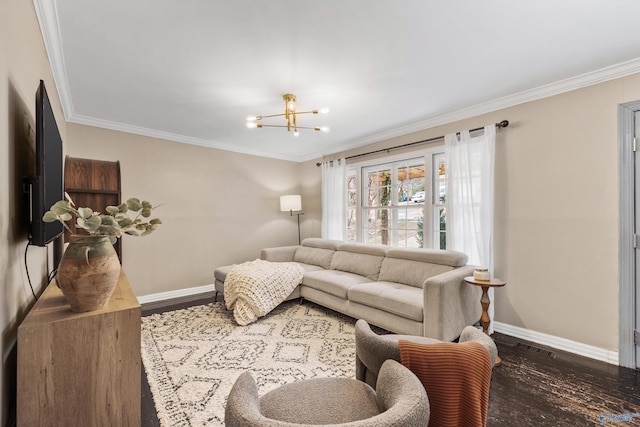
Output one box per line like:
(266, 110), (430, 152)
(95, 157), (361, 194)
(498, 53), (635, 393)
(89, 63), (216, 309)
(29, 80), (64, 246)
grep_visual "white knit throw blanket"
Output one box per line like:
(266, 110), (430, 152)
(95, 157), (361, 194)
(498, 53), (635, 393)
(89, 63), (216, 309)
(224, 259), (304, 326)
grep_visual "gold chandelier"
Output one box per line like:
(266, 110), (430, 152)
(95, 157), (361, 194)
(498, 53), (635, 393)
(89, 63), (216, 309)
(246, 94), (330, 137)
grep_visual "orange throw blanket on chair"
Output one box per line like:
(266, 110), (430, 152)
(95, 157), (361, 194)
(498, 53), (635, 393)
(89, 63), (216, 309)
(399, 340), (492, 427)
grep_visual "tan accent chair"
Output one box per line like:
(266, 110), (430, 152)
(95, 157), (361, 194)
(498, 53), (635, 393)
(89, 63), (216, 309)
(355, 319), (498, 388)
(225, 359), (429, 426)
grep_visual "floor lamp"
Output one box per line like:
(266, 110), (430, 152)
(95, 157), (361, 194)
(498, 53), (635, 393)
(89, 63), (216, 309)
(280, 195), (303, 244)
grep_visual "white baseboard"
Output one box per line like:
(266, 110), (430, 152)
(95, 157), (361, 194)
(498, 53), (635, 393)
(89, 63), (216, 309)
(138, 284), (215, 305)
(493, 321), (619, 365)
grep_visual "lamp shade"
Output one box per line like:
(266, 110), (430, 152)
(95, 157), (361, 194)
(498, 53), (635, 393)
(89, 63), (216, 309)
(280, 195), (302, 212)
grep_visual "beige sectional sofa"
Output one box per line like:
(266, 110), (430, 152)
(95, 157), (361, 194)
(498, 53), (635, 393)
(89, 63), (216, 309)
(214, 238), (481, 342)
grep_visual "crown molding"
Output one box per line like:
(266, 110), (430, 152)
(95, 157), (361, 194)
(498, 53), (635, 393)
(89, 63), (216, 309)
(321, 57), (640, 162)
(67, 114), (300, 162)
(33, 0), (75, 120)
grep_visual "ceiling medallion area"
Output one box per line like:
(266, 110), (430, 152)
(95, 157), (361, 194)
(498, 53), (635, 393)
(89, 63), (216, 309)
(246, 94), (330, 137)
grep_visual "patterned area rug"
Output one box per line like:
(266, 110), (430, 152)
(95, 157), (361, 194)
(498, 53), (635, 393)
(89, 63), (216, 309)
(141, 300), (361, 426)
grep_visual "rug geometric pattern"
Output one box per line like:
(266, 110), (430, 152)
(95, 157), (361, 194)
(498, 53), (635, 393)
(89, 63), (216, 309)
(141, 300), (361, 426)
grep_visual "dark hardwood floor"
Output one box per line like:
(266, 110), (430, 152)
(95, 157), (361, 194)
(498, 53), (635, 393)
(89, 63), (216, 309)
(141, 298), (640, 426)
(487, 333), (640, 426)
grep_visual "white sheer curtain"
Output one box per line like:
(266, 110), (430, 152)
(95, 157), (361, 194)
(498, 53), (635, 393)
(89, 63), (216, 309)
(445, 125), (496, 329)
(321, 158), (346, 240)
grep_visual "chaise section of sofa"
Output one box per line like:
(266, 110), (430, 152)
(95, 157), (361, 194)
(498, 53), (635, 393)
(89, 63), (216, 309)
(215, 238), (481, 341)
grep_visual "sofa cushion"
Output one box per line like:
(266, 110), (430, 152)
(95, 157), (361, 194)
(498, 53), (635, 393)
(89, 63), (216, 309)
(385, 247), (467, 267)
(296, 263), (326, 273)
(301, 237), (343, 251)
(294, 246), (336, 269)
(378, 258), (453, 288)
(303, 270), (373, 299)
(261, 245), (299, 262)
(330, 243), (388, 281)
(214, 264), (236, 283)
(348, 282), (424, 322)
(337, 242), (389, 257)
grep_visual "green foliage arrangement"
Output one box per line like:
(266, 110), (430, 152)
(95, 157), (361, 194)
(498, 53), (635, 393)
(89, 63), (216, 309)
(43, 193), (162, 244)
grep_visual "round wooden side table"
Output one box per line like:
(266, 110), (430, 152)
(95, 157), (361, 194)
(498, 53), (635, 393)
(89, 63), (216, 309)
(464, 276), (506, 365)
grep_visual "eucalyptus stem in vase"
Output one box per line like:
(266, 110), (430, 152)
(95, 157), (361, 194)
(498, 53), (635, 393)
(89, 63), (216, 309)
(43, 193), (162, 244)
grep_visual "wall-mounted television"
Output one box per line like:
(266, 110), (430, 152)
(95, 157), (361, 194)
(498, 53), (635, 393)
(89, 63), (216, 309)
(28, 80), (64, 246)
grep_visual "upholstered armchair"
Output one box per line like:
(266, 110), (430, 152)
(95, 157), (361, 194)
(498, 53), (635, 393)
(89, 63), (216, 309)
(225, 359), (430, 426)
(355, 319), (497, 427)
(355, 319), (498, 388)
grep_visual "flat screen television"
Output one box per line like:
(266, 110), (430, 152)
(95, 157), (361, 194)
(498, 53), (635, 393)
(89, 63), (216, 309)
(28, 80), (64, 246)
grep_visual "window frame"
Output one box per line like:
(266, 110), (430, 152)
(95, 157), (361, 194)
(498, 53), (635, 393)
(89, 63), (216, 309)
(431, 151), (447, 249)
(346, 146), (444, 248)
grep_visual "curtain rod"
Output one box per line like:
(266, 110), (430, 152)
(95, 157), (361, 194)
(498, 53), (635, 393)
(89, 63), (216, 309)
(316, 120), (509, 166)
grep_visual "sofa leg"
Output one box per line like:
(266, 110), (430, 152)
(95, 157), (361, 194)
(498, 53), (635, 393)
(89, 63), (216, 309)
(214, 290), (218, 302)
(298, 297), (304, 305)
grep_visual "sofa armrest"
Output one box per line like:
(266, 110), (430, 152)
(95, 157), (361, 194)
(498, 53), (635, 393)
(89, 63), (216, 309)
(260, 245), (299, 262)
(422, 265), (481, 341)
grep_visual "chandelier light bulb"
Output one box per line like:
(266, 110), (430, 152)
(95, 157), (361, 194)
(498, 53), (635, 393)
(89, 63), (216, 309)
(246, 122), (257, 129)
(320, 126), (330, 133)
(294, 130), (300, 137)
(246, 115), (258, 121)
(319, 108), (330, 114)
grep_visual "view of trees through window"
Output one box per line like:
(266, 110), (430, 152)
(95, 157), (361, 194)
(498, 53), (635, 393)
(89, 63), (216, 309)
(346, 171), (357, 241)
(361, 159), (425, 247)
(346, 152), (446, 249)
(432, 154), (446, 249)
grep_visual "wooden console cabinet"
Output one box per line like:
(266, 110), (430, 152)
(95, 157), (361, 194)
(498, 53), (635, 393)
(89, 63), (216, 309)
(17, 271), (141, 426)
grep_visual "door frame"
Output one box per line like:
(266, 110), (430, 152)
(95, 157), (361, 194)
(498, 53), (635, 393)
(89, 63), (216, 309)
(619, 100), (640, 368)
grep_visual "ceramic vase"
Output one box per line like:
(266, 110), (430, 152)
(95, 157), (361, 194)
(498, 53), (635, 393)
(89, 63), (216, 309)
(56, 235), (121, 312)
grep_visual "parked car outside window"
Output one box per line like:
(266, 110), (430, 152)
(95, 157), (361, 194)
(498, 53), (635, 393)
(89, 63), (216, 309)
(410, 191), (425, 203)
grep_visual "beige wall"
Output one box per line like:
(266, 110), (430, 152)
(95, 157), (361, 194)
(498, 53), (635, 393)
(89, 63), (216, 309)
(0, 0), (68, 424)
(333, 73), (640, 352)
(65, 124), (303, 297)
(493, 80), (621, 350)
(299, 159), (323, 238)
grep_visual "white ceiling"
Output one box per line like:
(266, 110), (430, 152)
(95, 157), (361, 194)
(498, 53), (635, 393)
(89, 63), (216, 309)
(35, 1), (640, 162)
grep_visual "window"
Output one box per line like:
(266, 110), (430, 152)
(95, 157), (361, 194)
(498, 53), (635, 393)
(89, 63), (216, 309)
(360, 158), (425, 247)
(345, 149), (445, 249)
